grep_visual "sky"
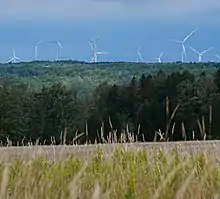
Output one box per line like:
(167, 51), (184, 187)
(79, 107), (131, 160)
(0, 0), (220, 63)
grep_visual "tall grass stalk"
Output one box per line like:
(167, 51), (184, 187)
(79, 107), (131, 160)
(0, 146), (218, 198)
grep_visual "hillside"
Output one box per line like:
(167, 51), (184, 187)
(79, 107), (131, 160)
(0, 61), (219, 96)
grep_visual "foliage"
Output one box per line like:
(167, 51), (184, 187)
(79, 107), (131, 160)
(0, 61), (219, 97)
(1, 62), (220, 144)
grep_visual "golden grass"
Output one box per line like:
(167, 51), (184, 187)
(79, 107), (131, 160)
(0, 145), (219, 198)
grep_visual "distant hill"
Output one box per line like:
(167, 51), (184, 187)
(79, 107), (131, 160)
(0, 60), (219, 97)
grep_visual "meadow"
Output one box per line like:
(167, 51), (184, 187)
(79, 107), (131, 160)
(0, 141), (220, 199)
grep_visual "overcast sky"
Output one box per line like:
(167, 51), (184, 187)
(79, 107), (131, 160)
(0, 1), (220, 63)
(1, 0), (220, 21)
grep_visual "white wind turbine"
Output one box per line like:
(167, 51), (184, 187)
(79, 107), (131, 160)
(136, 46), (144, 63)
(169, 28), (197, 62)
(189, 45), (214, 62)
(47, 40), (63, 61)
(7, 47), (23, 63)
(152, 52), (164, 63)
(33, 40), (44, 61)
(89, 36), (107, 63)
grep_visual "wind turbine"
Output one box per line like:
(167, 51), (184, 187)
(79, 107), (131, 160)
(168, 28), (197, 62)
(89, 36), (98, 62)
(152, 52), (164, 63)
(136, 46), (144, 63)
(89, 36), (107, 63)
(7, 47), (23, 63)
(47, 40), (63, 61)
(33, 40), (44, 61)
(189, 45), (214, 62)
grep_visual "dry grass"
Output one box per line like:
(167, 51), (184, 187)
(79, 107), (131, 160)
(0, 143), (219, 198)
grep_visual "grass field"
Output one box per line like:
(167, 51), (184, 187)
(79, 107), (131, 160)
(0, 141), (220, 198)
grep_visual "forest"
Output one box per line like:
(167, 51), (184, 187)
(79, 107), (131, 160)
(1, 61), (220, 145)
(0, 60), (218, 97)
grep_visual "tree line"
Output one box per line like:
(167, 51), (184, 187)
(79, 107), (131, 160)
(0, 61), (218, 97)
(1, 68), (220, 145)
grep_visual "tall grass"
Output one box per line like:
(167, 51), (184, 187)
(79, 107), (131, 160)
(0, 146), (219, 198)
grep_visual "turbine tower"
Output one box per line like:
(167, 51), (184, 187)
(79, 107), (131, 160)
(47, 40), (63, 61)
(89, 36), (107, 63)
(136, 46), (144, 63)
(33, 40), (43, 61)
(54, 40), (63, 61)
(152, 52), (164, 63)
(169, 28), (197, 62)
(7, 47), (23, 63)
(189, 45), (214, 62)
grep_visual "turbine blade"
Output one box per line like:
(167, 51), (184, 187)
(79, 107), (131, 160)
(216, 54), (220, 60)
(57, 41), (63, 49)
(89, 43), (95, 51)
(15, 56), (24, 61)
(90, 35), (100, 44)
(189, 45), (199, 54)
(97, 52), (108, 55)
(202, 47), (214, 54)
(183, 28), (197, 43)
(37, 40), (43, 45)
(138, 53), (143, 62)
(7, 58), (13, 63)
